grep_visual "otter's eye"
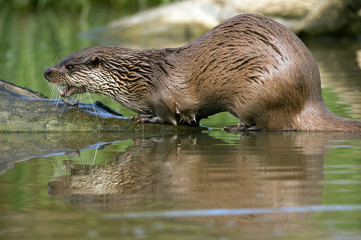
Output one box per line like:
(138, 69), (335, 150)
(66, 65), (74, 70)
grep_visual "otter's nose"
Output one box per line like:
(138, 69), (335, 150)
(44, 67), (53, 79)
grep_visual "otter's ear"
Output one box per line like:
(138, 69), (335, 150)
(89, 56), (101, 67)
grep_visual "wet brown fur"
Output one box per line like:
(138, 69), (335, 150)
(44, 14), (361, 131)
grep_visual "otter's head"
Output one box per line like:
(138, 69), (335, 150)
(44, 46), (110, 98)
(44, 46), (152, 112)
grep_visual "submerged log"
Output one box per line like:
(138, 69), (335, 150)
(0, 79), (203, 132)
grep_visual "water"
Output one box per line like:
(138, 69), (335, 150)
(1, 132), (361, 239)
(1, 3), (361, 240)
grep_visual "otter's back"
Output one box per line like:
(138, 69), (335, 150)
(181, 14), (322, 121)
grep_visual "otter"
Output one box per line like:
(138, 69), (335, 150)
(44, 14), (361, 132)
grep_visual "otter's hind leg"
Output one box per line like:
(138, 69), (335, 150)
(224, 110), (259, 132)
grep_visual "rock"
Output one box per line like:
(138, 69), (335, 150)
(296, 0), (361, 35)
(221, 0), (315, 19)
(81, 0), (361, 48)
(0, 79), (203, 132)
(81, 0), (224, 48)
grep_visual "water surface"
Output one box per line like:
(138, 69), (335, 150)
(1, 4), (361, 240)
(1, 131), (361, 239)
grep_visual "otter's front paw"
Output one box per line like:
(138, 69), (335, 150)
(132, 114), (164, 124)
(224, 125), (259, 133)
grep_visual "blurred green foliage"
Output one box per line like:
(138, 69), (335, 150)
(0, 0), (178, 12)
(0, 0), (179, 118)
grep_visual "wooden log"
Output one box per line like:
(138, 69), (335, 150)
(0, 79), (203, 132)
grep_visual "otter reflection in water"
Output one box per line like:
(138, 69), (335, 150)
(48, 132), (355, 211)
(44, 14), (361, 131)
(50, 132), (361, 235)
(51, 132), (361, 234)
